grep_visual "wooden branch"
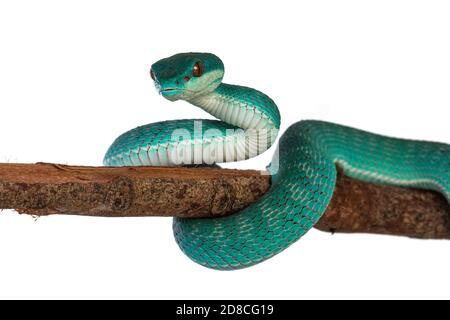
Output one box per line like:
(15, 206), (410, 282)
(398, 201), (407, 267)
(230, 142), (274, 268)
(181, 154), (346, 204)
(0, 163), (270, 218)
(0, 163), (448, 239)
(315, 169), (450, 239)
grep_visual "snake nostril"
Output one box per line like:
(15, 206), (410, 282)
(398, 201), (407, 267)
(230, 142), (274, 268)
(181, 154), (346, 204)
(176, 80), (180, 86)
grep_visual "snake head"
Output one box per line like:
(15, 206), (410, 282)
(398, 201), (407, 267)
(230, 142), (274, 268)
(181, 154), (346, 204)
(150, 52), (224, 102)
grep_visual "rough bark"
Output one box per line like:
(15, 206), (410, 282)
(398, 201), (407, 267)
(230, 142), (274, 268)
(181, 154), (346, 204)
(0, 163), (448, 239)
(315, 169), (450, 239)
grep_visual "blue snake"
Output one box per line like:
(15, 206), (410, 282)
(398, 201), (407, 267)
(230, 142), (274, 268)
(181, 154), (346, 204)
(104, 53), (450, 270)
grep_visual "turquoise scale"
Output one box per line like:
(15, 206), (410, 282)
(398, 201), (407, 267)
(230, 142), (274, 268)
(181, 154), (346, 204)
(174, 121), (449, 270)
(213, 83), (281, 129)
(104, 119), (242, 166)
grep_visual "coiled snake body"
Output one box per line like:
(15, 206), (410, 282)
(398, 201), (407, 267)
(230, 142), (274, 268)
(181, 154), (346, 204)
(104, 53), (450, 270)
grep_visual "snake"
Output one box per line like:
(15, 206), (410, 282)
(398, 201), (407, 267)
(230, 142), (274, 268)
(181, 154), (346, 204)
(104, 52), (450, 270)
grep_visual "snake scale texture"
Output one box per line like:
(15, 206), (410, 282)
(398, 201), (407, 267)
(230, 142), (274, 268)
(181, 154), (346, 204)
(104, 53), (450, 270)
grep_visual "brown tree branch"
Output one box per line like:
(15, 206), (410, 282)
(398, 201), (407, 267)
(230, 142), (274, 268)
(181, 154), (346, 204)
(0, 163), (448, 239)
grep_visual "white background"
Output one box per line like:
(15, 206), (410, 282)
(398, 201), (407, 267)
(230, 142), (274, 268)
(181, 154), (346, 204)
(0, 0), (449, 299)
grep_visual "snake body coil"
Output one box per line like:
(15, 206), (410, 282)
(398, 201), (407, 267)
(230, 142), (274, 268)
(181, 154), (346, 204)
(104, 53), (450, 270)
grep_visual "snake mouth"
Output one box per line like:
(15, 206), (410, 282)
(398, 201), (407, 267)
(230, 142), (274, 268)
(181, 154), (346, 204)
(159, 88), (185, 94)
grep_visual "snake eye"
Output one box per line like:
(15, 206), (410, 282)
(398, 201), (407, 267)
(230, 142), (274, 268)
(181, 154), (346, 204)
(150, 70), (156, 81)
(192, 62), (204, 77)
